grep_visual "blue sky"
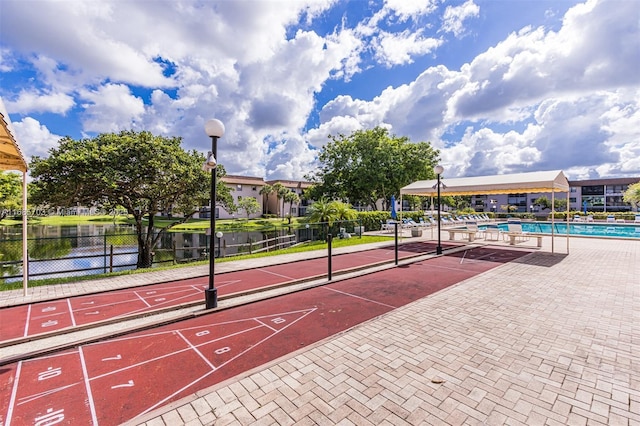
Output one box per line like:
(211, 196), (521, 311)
(1, 0), (639, 181)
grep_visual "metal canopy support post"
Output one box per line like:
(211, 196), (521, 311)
(551, 191), (555, 254)
(22, 170), (28, 296)
(566, 190), (570, 254)
(394, 222), (398, 265)
(327, 233), (333, 281)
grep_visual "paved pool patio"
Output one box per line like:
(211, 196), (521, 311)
(127, 235), (639, 425)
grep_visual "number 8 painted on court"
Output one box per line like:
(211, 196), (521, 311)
(215, 347), (230, 355)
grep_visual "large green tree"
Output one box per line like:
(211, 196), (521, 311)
(623, 181), (640, 210)
(29, 130), (233, 268)
(305, 127), (439, 210)
(0, 171), (22, 222)
(237, 196), (260, 219)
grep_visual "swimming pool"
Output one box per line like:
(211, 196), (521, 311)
(482, 222), (640, 239)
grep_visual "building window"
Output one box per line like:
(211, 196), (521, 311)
(582, 185), (603, 195)
(583, 196), (604, 208)
(252, 186), (257, 191)
(236, 184), (242, 190)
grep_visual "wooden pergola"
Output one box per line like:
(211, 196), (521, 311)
(1, 97), (29, 294)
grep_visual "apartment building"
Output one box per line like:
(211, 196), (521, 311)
(470, 176), (639, 213)
(264, 180), (313, 217)
(218, 175), (265, 219)
(199, 175), (313, 219)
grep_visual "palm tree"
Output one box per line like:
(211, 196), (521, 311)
(307, 198), (337, 241)
(331, 200), (357, 221)
(284, 191), (300, 224)
(271, 183), (287, 218)
(259, 184), (274, 214)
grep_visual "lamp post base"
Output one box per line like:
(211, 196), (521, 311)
(436, 246), (442, 255)
(205, 288), (218, 309)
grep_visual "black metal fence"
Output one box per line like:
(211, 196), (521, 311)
(0, 219), (365, 284)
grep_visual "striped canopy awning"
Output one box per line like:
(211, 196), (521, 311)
(0, 97), (28, 172)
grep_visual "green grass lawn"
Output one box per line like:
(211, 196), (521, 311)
(1, 214), (132, 226)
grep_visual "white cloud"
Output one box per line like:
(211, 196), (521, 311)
(5, 91), (74, 115)
(440, 0), (480, 38)
(264, 135), (318, 180)
(448, 0), (640, 120)
(383, 0), (438, 21)
(78, 84), (145, 133)
(11, 117), (62, 160)
(373, 30), (442, 67)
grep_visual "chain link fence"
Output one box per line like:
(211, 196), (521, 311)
(0, 219), (366, 285)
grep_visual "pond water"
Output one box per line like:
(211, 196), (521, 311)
(1, 223), (314, 282)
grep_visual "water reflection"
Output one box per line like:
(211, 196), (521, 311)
(1, 223), (311, 281)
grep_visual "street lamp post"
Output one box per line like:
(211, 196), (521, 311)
(203, 118), (225, 309)
(216, 231), (223, 258)
(434, 165), (444, 255)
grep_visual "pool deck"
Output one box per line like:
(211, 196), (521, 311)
(3, 231), (640, 425)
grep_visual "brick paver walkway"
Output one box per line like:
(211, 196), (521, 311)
(130, 236), (640, 425)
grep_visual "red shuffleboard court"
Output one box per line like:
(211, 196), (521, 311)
(0, 241), (458, 344)
(0, 246), (530, 426)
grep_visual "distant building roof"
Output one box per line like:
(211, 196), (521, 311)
(221, 175), (265, 185)
(266, 179), (313, 189)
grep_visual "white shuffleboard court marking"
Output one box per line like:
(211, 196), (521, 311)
(472, 251), (500, 262)
(111, 380), (134, 389)
(257, 268), (296, 280)
(176, 331), (217, 370)
(134, 291), (152, 307)
(5, 360), (23, 426)
(323, 287), (397, 309)
(17, 383), (79, 405)
(24, 304), (32, 337)
(78, 346), (99, 425)
(89, 324), (264, 381)
(214, 279), (242, 289)
(135, 307), (316, 419)
(67, 298), (77, 327)
(102, 354), (122, 361)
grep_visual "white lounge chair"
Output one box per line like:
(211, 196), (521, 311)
(484, 224), (501, 241)
(504, 219), (530, 243)
(606, 215), (615, 223)
(380, 220), (395, 232)
(635, 214), (640, 223)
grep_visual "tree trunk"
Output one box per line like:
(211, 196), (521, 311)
(135, 212), (156, 269)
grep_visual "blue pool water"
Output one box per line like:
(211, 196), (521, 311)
(482, 222), (640, 239)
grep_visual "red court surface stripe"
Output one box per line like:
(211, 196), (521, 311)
(0, 246), (530, 425)
(0, 242), (460, 343)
